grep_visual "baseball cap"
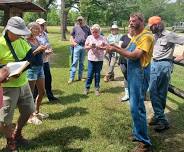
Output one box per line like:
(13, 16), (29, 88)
(148, 16), (161, 26)
(36, 18), (46, 25)
(77, 16), (84, 21)
(111, 24), (119, 29)
(3, 16), (31, 36)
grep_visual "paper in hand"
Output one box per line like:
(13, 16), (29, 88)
(6, 61), (30, 77)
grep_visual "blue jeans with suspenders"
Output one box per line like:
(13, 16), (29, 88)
(127, 33), (152, 145)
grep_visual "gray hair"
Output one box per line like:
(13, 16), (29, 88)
(91, 24), (101, 31)
(27, 22), (40, 30)
(130, 12), (145, 23)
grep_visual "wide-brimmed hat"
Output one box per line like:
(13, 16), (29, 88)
(111, 24), (119, 29)
(77, 16), (84, 21)
(148, 16), (161, 26)
(36, 18), (46, 25)
(3, 16), (31, 36)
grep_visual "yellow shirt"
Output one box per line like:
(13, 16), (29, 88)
(0, 36), (31, 87)
(131, 29), (154, 67)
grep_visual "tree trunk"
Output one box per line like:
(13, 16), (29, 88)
(64, 10), (69, 33)
(60, 0), (67, 40)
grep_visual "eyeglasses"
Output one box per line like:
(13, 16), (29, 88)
(92, 31), (99, 33)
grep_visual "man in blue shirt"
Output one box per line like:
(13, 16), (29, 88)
(68, 16), (91, 84)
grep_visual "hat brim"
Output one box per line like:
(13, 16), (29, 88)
(37, 21), (46, 25)
(3, 25), (31, 36)
(77, 17), (84, 21)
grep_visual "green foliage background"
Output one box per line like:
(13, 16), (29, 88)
(1, 0), (184, 27)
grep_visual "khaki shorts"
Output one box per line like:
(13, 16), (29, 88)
(0, 83), (35, 125)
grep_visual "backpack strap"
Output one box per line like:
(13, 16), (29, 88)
(4, 32), (20, 62)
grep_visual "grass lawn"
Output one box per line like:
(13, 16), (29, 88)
(0, 26), (184, 152)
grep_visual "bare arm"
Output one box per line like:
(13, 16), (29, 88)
(32, 45), (47, 56)
(107, 45), (144, 59)
(174, 51), (184, 62)
(85, 42), (92, 51)
(70, 36), (77, 46)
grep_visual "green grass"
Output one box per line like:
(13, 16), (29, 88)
(0, 27), (184, 152)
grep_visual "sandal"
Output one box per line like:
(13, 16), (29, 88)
(27, 116), (42, 125)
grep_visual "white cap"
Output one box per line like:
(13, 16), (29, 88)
(111, 25), (119, 29)
(36, 18), (46, 25)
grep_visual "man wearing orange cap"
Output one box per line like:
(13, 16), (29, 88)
(107, 12), (154, 152)
(148, 16), (184, 132)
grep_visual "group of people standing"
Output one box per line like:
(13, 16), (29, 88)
(0, 12), (184, 152)
(69, 13), (184, 152)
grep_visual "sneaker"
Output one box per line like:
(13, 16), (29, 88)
(132, 142), (152, 152)
(78, 78), (86, 81)
(68, 79), (73, 84)
(5, 138), (18, 152)
(121, 95), (129, 101)
(27, 116), (42, 125)
(36, 113), (49, 119)
(84, 88), (89, 95)
(95, 90), (100, 96)
(154, 122), (170, 133)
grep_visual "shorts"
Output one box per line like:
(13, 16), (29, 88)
(0, 83), (35, 125)
(27, 65), (45, 81)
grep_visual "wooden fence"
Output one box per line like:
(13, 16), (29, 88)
(168, 60), (184, 99)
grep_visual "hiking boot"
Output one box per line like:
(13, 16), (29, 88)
(5, 137), (18, 152)
(84, 88), (89, 95)
(132, 142), (152, 152)
(154, 122), (170, 133)
(148, 117), (159, 126)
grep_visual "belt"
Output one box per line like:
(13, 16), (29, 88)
(153, 58), (173, 62)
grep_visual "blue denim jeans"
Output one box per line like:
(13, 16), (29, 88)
(27, 65), (45, 81)
(85, 60), (103, 89)
(149, 60), (172, 125)
(127, 42), (151, 145)
(70, 45), (85, 80)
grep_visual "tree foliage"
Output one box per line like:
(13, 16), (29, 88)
(21, 0), (184, 27)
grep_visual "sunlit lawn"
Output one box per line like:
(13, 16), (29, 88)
(0, 26), (184, 152)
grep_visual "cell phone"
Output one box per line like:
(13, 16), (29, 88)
(92, 43), (96, 48)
